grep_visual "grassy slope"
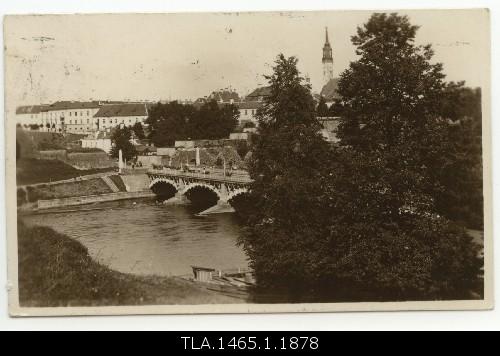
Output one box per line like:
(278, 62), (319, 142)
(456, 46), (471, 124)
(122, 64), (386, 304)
(26, 179), (112, 202)
(17, 222), (240, 307)
(17, 158), (114, 186)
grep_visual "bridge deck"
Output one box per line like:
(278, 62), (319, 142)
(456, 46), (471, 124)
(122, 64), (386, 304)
(148, 168), (253, 184)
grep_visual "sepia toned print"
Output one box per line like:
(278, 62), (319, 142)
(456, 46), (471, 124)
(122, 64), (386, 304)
(4, 9), (492, 316)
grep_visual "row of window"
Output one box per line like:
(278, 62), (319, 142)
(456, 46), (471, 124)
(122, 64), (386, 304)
(242, 109), (257, 115)
(46, 117), (146, 125)
(100, 117), (144, 125)
(43, 110), (94, 119)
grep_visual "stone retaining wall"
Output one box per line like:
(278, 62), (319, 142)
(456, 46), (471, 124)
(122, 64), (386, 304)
(37, 190), (155, 209)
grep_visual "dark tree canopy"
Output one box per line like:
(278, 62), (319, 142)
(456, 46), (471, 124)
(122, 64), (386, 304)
(132, 122), (145, 140)
(237, 17), (483, 302)
(147, 100), (239, 147)
(316, 96), (329, 117)
(110, 126), (137, 161)
(337, 13), (446, 150)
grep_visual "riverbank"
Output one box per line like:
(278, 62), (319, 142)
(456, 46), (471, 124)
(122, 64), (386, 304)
(17, 222), (244, 307)
(36, 190), (155, 209)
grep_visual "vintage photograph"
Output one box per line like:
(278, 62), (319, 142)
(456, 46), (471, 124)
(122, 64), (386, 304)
(4, 9), (492, 315)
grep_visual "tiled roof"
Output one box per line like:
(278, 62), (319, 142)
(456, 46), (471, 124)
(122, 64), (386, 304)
(208, 90), (240, 103)
(43, 101), (102, 111)
(245, 86), (271, 100)
(16, 105), (48, 115)
(320, 78), (341, 100)
(94, 103), (148, 118)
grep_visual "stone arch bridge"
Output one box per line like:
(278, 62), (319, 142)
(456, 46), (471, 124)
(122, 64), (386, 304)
(147, 168), (252, 214)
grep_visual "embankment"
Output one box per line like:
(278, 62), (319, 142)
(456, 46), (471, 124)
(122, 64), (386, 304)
(37, 190), (155, 209)
(17, 222), (241, 306)
(18, 173), (153, 210)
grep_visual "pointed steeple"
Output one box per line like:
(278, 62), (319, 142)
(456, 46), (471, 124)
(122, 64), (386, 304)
(322, 27), (334, 86)
(322, 27), (333, 62)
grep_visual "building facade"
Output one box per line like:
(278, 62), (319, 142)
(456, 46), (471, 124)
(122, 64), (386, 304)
(81, 131), (113, 153)
(94, 103), (148, 130)
(15, 105), (47, 127)
(39, 101), (101, 133)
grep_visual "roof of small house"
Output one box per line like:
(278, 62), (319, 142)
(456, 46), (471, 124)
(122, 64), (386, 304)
(94, 103), (148, 118)
(208, 90), (241, 103)
(245, 86), (272, 100)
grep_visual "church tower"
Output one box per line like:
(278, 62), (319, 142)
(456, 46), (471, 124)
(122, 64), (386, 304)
(322, 27), (334, 86)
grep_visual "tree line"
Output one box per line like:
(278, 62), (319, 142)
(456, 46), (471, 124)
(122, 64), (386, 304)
(146, 100), (240, 147)
(235, 13), (483, 302)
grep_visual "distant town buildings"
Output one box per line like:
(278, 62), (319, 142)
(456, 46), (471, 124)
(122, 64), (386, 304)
(16, 101), (150, 134)
(17, 27), (342, 146)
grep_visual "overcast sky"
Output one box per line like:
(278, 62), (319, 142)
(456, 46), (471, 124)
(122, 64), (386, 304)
(4, 9), (489, 107)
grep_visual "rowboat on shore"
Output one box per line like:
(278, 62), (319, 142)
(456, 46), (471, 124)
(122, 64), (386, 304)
(176, 266), (256, 299)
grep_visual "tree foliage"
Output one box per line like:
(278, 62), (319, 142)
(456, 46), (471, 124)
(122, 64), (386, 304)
(436, 85), (483, 228)
(237, 15), (483, 302)
(147, 100), (239, 147)
(316, 96), (329, 117)
(132, 122), (145, 140)
(110, 126), (136, 161)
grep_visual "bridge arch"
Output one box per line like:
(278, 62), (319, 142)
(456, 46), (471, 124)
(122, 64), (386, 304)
(227, 188), (249, 202)
(149, 177), (178, 191)
(181, 183), (222, 200)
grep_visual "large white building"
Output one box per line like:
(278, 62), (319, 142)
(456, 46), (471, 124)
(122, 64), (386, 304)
(38, 101), (101, 133)
(94, 103), (149, 130)
(15, 105), (48, 127)
(17, 101), (150, 134)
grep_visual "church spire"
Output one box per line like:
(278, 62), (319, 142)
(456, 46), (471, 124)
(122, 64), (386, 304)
(322, 27), (334, 86)
(322, 27), (333, 62)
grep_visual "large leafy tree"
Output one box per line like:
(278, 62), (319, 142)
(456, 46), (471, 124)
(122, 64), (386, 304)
(238, 18), (483, 301)
(328, 13), (483, 299)
(237, 54), (334, 299)
(132, 122), (145, 140)
(337, 13), (447, 150)
(337, 13), (483, 229)
(110, 126), (137, 161)
(436, 84), (483, 228)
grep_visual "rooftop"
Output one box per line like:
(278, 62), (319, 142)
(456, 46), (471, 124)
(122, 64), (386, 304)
(320, 78), (341, 101)
(16, 105), (49, 115)
(94, 103), (148, 118)
(42, 101), (102, 111)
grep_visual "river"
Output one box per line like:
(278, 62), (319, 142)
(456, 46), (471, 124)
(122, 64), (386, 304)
(21, 198), (249, 277)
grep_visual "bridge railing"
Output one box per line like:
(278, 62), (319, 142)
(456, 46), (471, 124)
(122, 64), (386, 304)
(148, 167), (253, 184)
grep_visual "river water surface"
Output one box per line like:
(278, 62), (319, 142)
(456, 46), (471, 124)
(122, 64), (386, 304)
(21, 198), (249, 276)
